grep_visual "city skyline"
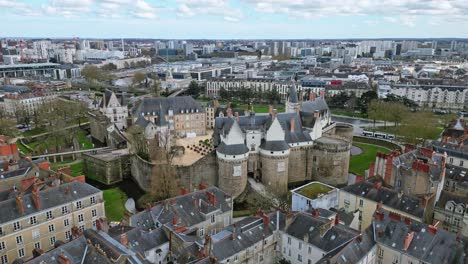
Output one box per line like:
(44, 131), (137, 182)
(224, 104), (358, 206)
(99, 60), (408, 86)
(1, 0), (468, 39)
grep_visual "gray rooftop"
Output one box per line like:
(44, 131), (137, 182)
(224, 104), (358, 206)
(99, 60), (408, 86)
(374, 209), (466, 264)
(130, 186), (232, 232)
(0, 181), (101, 225)
(341, 180), (426, 219)
(132, 96), (204, 117)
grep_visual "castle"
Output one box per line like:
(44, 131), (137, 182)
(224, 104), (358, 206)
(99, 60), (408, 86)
(213, 82), (353, 197)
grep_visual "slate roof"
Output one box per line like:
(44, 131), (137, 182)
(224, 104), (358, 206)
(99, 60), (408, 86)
(373, 208), (466, 264)
(213, 112), (312, 149)
(445, 164), (468, 186)
(99, 89), (113, 108)
(0, 167), (30, 179)
(210, 211), (286, 261)
(301, 97), (329, 113)
(341, 180), (426, 219)
(109, 226), (169, 256)
(0, 181), (101, 225)
(436, 191), (468, 208)
(0, 85), (30, 94)
(260, 140), (289, 152)
(134, 115), (152, 128)
(317, 226), (376, 264)
(216, 142), (249, 155)
(130, 186), (232, 232)
(285, 213), (358, 253)
(132, 96), (204, 116)
(288, 84), (299, 103)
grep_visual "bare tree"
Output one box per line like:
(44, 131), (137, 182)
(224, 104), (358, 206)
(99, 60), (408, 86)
(149, 132), (178, 201)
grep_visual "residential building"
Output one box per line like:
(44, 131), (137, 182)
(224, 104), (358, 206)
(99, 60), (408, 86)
(339, 180), (433, 231)
(373, 208), (466, 264)
(131, 96), (206, 137)
(0, 181), (105, 262)
(388, 84), (468, 110)
(0, 85), (58, 117)
(369, 147), (446, 199)
(433, 164), (468, 238)
(206, 78), (303, 100)
(432, 115), (467, 169)
(129, 186), (233, 239)
(291, 181), (338, 212)
(281, 212), (358, 264)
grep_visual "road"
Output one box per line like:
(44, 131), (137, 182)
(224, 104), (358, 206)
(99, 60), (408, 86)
(331, 115), (394, 136)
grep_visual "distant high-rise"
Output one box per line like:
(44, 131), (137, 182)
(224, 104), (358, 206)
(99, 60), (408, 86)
(451, 40), (457, 51)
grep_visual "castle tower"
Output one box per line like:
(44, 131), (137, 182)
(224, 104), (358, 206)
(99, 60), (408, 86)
(216, 112), (249, 197)
(259, 112), (290, 195)
(286, 78), (300, 113)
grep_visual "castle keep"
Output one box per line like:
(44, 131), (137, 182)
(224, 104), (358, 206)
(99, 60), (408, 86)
(213, 84), (352, 197)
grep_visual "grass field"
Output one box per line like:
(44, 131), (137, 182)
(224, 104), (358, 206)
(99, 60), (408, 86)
(69, 162), (84, 176)
(297, 183), (333, 199)
(17, 142), (31, 154)
(22, 127), (47, 137)
(349, 142), (391, 176)
(103, 188), (128, 222)
(76, 130), (93, 149)
(331, 109), (367, 118)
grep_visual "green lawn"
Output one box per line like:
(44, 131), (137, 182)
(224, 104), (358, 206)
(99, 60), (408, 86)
(253, 105), (285, 113)
(331, 109), (367, 118)
(70, 162), (84, 176)
(76, 130), (93, 149)
(22, 127), (47, 137)
(17, 142), (31, 154)
(103, 188), (128, 222)
(349, 142), (391, 176)
(297, 183), (333, 199)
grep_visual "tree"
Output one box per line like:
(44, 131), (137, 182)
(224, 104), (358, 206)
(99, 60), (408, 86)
(149, 133), (178, 201)
(81, 65), (112, 83)
(132, 72), (147, 87)
(187, 80), (200, 97)
(398, 111), (441, 145)
(126, 125), (149, 160)
(150, 76), (161, 97)
(0, 119), (19, 138)
(101, 63), (117, 71)
(357, 91), (378, 114)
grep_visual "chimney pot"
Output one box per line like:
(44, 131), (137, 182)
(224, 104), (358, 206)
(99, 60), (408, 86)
(290, 117), (295, 133)
(120, 234), (129, 247)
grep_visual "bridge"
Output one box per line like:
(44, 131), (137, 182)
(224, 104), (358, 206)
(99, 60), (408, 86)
(32, 147), (113, 162)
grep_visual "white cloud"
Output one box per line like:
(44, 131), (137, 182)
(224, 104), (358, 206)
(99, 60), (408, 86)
(244, 0), (468, 24)
(176, 0), (243, 22)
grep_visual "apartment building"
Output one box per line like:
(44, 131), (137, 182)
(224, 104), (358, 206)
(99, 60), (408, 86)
(433, 164), (468, 238)
(389, 84), (468, 110)
(373, 208), (465, 264)
(0, 85), (57, 117)
(131, 96), (206, 137)
(130, 186), (233, 240)
(0, 181), (104, 263)
(281, 212), (358, 264)
(206, 78), (299, 100)
(339, 180), (432, 231)
(432, 115), (467, 169)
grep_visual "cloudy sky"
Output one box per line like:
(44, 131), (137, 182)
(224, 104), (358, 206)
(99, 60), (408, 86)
(1, 0), (467, 39)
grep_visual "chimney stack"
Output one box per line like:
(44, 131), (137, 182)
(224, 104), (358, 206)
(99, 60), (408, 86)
(312, 209), (320, 218)
(58, 253), (70, 264)
(268, 105), (273, 115)
(290, 117), (295, 133)
(313, 110), (320, 119)
(120, 233), (129, 247)
(272, 109), (277, 119)
(403, 232), (414, 250)
(320, 89), (325, 99)
(227, 108), (232, 118)
(32, 188), (41, 210)
(235, 112), (239, 122)
(173, 215), (178, 225)
(309, 92), (316, 101)
(16, 195), (25, 215)
(334, 214), (340, 226)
